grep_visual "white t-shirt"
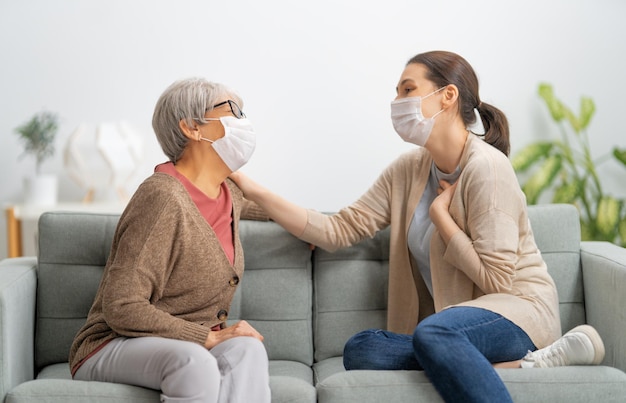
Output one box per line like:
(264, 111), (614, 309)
(407, 161), (461, 296)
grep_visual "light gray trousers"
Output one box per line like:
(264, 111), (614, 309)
(74, 336), (271, 403)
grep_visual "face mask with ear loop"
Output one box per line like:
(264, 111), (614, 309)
(199, 116), (256, 172)
(390, 87), (445, 146)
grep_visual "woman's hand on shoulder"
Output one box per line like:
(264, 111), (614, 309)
(204, 320), (264, 349)
(229, 171), (253, 198)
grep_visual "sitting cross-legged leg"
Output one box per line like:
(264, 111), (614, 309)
(343, 328), (422, 371)
(412, 306), (536, 403)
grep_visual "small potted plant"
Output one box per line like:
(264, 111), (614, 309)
(14, 111), (60, 205)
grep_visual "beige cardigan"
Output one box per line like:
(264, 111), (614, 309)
(69, 174), (266, 372)
(301, 134), (561, 349)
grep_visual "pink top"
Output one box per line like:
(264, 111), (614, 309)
(155, 162), (234, 264)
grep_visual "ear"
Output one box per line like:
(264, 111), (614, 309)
(179, 119), (200, 141)
(441, 84), (459, 108)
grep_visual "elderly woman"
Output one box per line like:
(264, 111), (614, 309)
(69, 78), (270, 403)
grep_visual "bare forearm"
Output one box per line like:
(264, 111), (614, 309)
(231, 172), (308, 237)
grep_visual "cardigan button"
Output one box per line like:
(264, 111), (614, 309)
(229, 276), (239, 286)
(217, 309), (228, 321)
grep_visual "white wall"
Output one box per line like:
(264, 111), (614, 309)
(1, 0), (625, 259)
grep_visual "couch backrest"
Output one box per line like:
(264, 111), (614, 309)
(36, 212), (118, 370)
(35, 204), (584, 369)
(526, 204), (584, 333)
(230, 220), (313, 365)
(312, 203), (585, 362)
(313, 228), (390, 362)
(35, 212), (313, 371)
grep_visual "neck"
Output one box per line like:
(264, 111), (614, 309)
(427, 127), (469, 174)
(175, 152), (229, 198)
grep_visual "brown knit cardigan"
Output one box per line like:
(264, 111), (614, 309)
(69, 173), (266, 372)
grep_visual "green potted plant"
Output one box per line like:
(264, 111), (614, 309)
(512, 83), (626, 246)
(14, 111), (60, 205)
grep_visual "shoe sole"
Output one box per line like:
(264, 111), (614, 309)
(568, 324), (605, 365)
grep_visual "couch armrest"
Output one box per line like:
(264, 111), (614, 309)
(0, 257), (37, 400)
(580, 241), (626, 372)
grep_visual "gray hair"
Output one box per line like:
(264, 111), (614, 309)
(152, 78), (243, 162)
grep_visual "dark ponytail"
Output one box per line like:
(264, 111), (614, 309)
(475, 102), (510, 156)
(407, 51), (510, 156)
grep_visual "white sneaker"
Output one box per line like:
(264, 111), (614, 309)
(521, 325), (605, 368)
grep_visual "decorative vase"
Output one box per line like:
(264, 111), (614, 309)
(23, 174), (58, 206)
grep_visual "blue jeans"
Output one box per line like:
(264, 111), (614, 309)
(343, 307), (536, 403)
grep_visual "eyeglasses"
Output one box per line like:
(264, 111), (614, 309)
(214, 100), (245, 119)
(195, 100), (245, 124)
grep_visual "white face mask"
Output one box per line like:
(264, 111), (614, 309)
(390, 87), (445, 146)
(200, 116), (256, 172)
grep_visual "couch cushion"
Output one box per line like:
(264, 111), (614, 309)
(36, 212), (119, 371)
(498, 366), (626, 402)
(7, 378), (159, 403)
(313, 228), (390, 362)
(231, 219), (314, 365)
(9, 377), (316, 403)
(526, 204), (585, 332)
(315, 366), (626, 403)
(33, 362), (316, 403)
(316, 368), (442, 403)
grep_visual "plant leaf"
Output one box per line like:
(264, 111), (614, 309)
(595, 196), (621, 238)
(580, 219), (595, 242)
(564, 108), (581, 134)
(552, 180), (582, 204)
(511, 142), (553, 172)
(578, 96), (595, 131)
(613, 147), (626, 168)
(538, 83), (565, 122)
(14, 111), (59, 170)
(522, 154), (562, 204)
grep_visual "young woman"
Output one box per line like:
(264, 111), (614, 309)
(70, 78), (270, 403)
(229, 51), (604, 402)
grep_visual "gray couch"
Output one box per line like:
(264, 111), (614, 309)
(1, 203), (625, 402)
